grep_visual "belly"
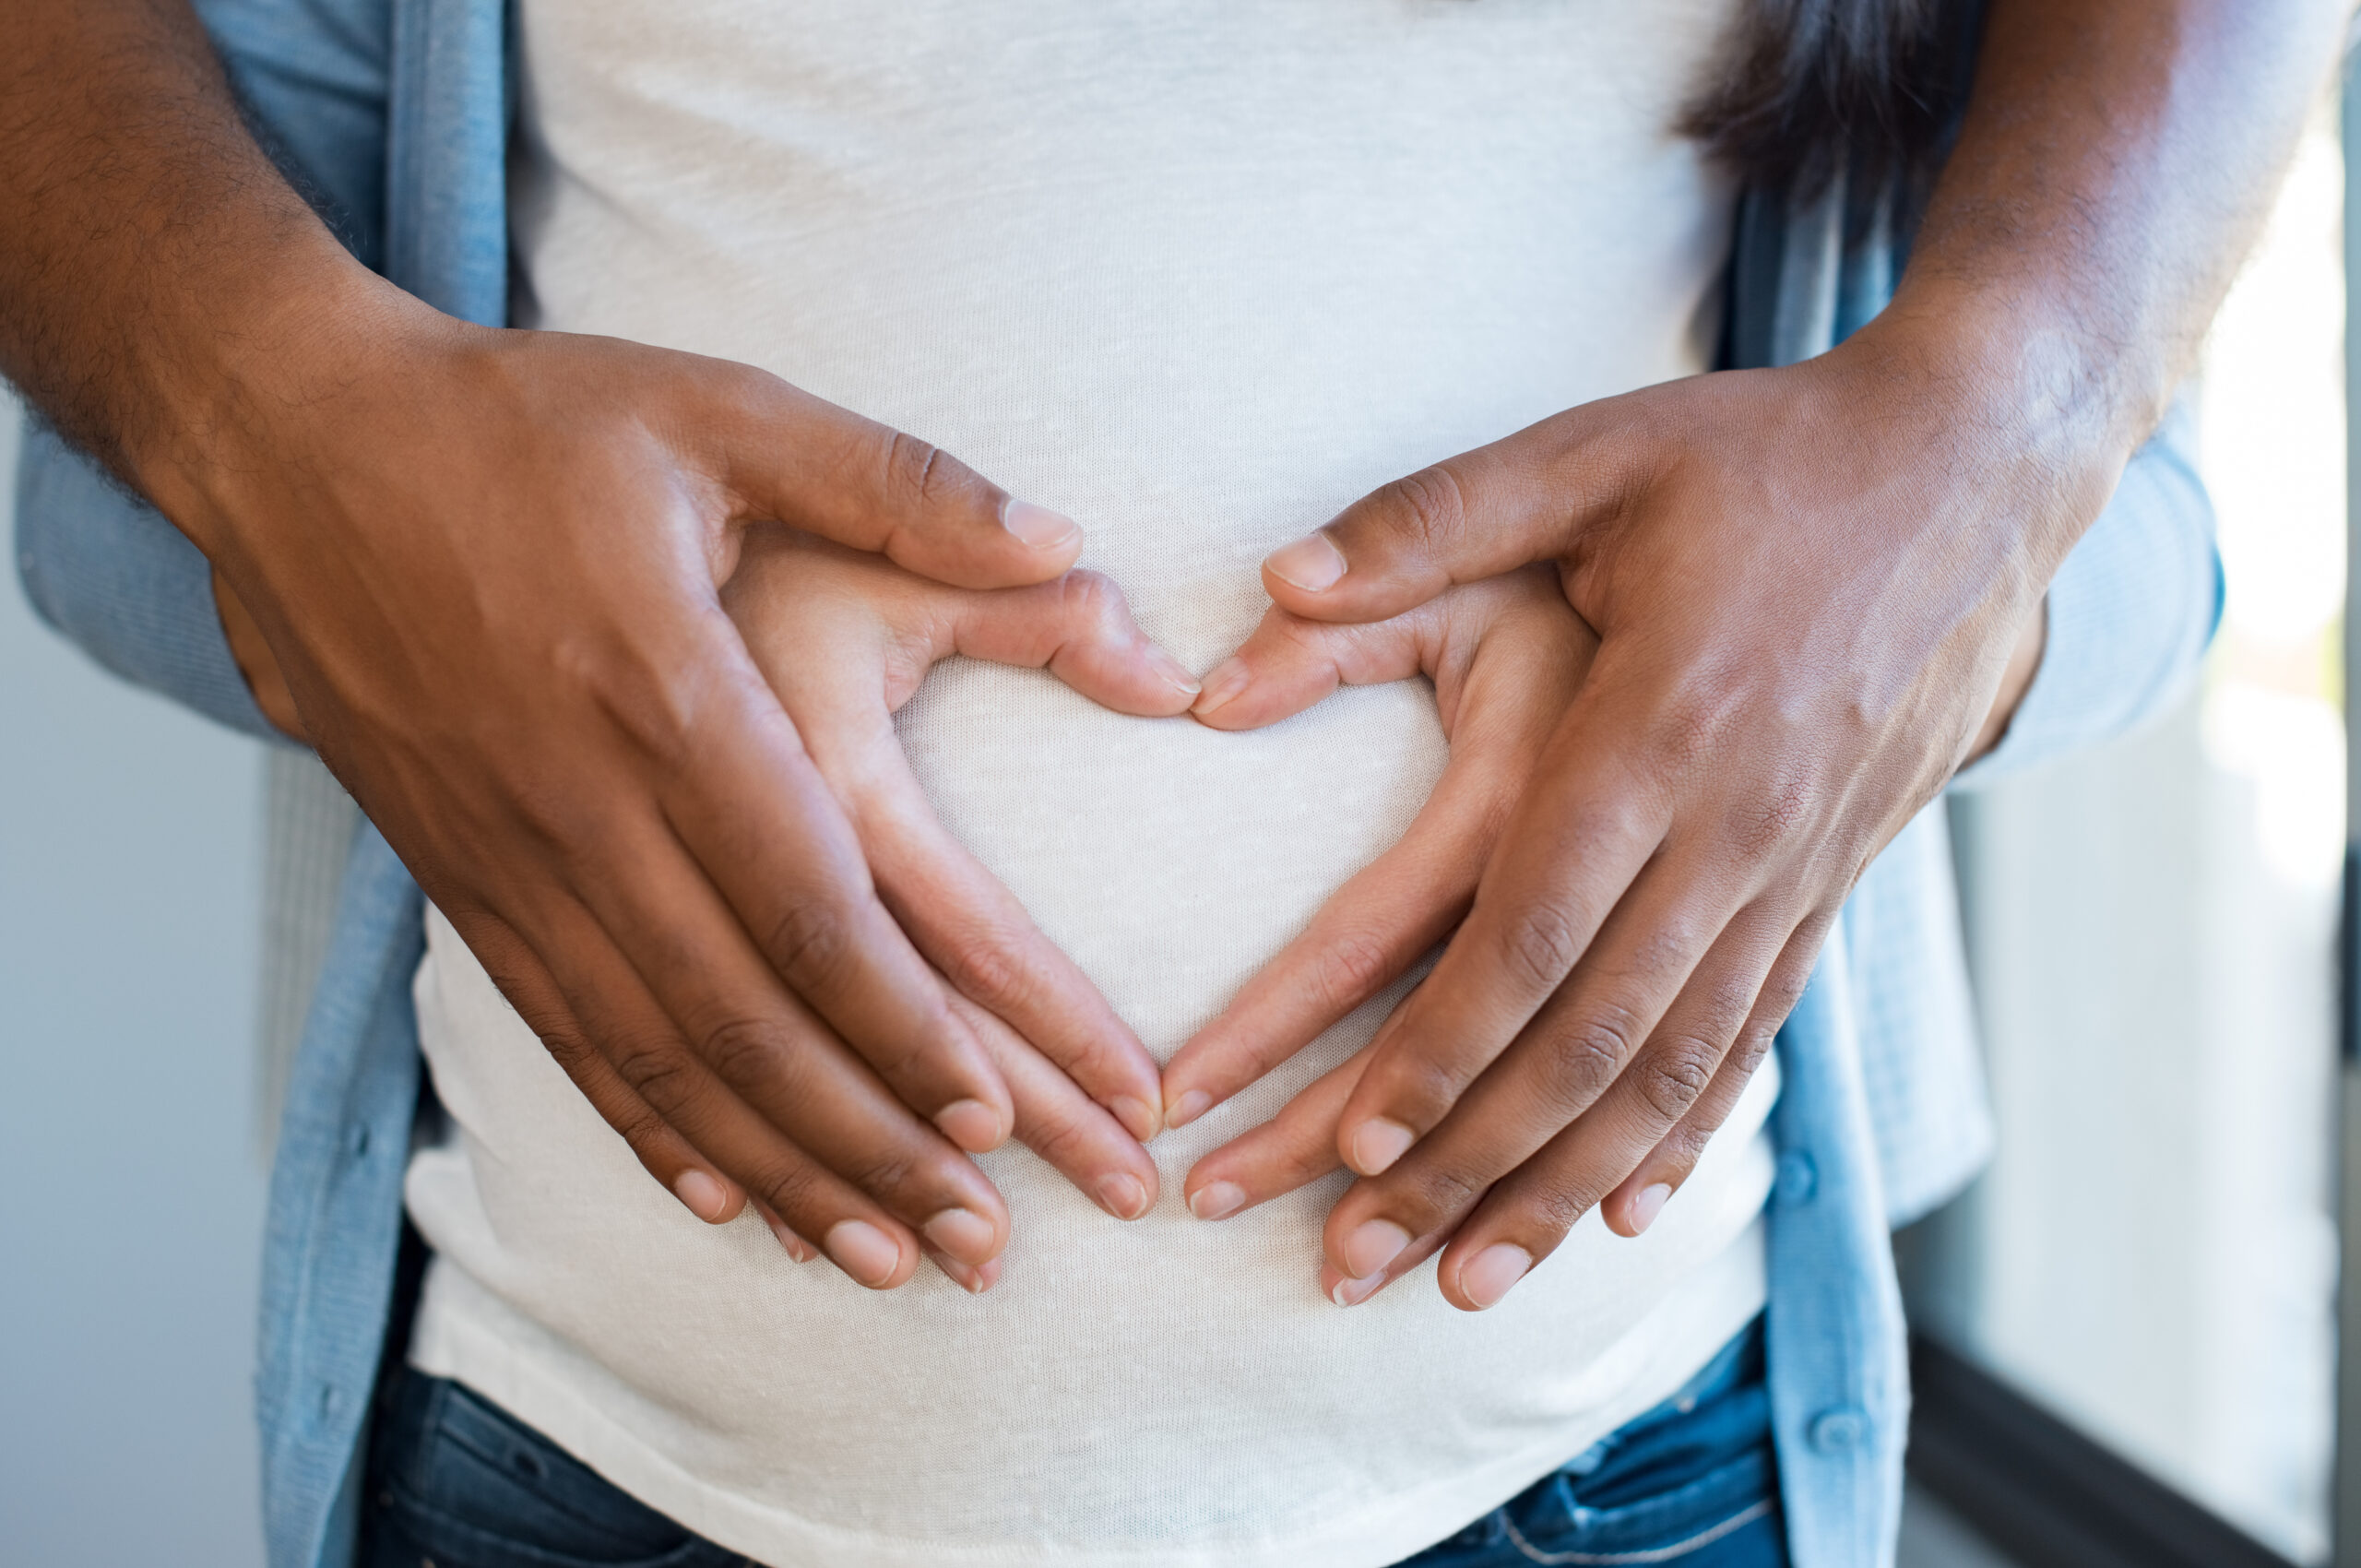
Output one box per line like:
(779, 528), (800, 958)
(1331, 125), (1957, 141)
(407, 2), (1775, 1560)
(410, 896), (1775, 1559)
(408, 671), (1774, 1558)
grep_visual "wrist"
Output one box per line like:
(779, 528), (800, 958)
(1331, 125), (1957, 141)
(1840, 284), (2153, 567)
(127, 249), (447, 563)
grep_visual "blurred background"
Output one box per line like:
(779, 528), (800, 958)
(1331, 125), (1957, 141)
(0, 395), (270, 1562)
(1898, 71), (2351, 1568)
(0, 55), (2353, 1568)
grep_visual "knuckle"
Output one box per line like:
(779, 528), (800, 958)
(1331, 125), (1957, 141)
(1631, 1038), (1720, 1124)
(1562, 794), (1653, 859)
(844, 1144), (925, 1203)
(1017, 1101), (1097, 1171)
(695, 1013), (793, 1091)
(608, 1042), (704, 1111)
(880, 430), (953, 512)
(1373, 463), (1469, 552)
(941, 929), (1038, 1018)
(1645, 676), (1744, 778)
(538, 1023), (597, 1075)
(1401, 1159), (1488, 1220)
(750, 1158), (823, 1219)
(1724, 768), (1817, 861)
(1501, 897), (1585, 992)
(1726, 1024), (1779, 1077)
(1701, 963), (1762, 1032)
(765, 898), (857, 999)
(1652, 1123), (1714, 1174)
(1381, 1047), (1477, 1128)
(1754, 957), (1814, 1027)
(605, 1095), (674, 1155)
(1307, 928), (1397, 1017)
(1536, 1010), (1640, 1111)
(1057, 569), (1129, 631)
(1622, 917), (1705, 989)
(1522, 1179), (1599, 1239)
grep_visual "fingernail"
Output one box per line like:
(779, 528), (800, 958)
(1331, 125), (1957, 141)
(1461, 1244), (1533, 1310)
(1191, 658), (1251, 719)
(1110, 1094), (1164, 1142)
(1003, 498), (1082, 551)
(1330, 1270), (1384, 1308)
(1150, 652), (1203, 700)
(921, 1206), (998, 1263)
(1188, 1181), (1247, 1221)
(1343, 1218), (1413, 1279)
(934, 1098), (1008, 1152)
(1165, 1088), (1215, 1130)
(823, 1219), (903, 1288)
(1094, 1172), (1151, 1220)
(1265, 531), (1347, 592)
(1347, 1118), (1417, 1176)
(1630, 1183), (1674, 1235)
(938, 1253), (1000, 1295)
(757, 1207), (814, 1262)
(672, 1169), (730, 1222)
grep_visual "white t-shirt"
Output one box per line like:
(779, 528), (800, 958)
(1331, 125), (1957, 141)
(404, 5), (1778, 1565)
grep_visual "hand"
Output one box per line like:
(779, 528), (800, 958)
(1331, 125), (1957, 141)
(190, 297), (1144, 1293)
(720, 527), (1194, 1288)
(1154, 572), (1595, 1291)
(1244, 341), (2057, 1311)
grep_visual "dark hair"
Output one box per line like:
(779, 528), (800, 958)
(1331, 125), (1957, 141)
(1682, 0), (1987, 193)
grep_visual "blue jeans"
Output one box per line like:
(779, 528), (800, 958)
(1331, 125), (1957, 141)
(360, 1320), (1783, 1568)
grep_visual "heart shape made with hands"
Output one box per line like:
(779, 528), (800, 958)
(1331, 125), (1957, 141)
(726, 522), (1597, 1303)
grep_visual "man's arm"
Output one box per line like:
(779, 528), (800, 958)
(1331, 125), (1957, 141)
(1233, 0), (2344, 1309)
(0, 0), (1161, 1288)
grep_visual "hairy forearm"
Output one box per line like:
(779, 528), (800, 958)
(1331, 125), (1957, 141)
(1879, 0), (2344, 552)
(0, 0), (381, 540)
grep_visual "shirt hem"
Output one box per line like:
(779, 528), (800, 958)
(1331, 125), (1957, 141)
(409, 1239), (1770, 1568)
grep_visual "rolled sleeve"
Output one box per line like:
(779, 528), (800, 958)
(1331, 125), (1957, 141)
(13, 421), (283, 742)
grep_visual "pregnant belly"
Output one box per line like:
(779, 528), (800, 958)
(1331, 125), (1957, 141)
(405, 654), (1776, 1556)
(895, 659), (1450, 1062)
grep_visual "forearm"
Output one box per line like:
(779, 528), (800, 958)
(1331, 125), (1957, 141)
(1873, 0), (2343, 561)
(1, 0), (387, 544)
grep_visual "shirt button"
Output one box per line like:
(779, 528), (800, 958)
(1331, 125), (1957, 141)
(347, 1123), (371, 1159)
(318, 1383), (344, 1421)
(1809, 1407), (1866, 1454)
(1774, 1151), (1817, 1206)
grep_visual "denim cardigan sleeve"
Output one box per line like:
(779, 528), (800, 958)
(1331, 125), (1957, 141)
(13, 436), (282, 741)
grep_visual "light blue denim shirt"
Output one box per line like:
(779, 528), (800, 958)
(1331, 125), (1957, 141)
(11, 5), (2221, 1566)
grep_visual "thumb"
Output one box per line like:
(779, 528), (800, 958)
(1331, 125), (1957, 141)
(946, 570), (1203, 718)
(1189, 601), (1439, 731)
(709, 366), (1086, 589)
(1260, 403), (1641, 624)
